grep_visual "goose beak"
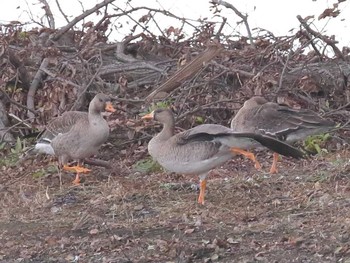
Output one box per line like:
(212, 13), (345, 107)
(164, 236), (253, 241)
(141, 111), (154, 120)
(105, 102), (116, 112)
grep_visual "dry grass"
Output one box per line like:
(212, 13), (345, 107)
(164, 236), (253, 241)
(0, 149), (349, 262)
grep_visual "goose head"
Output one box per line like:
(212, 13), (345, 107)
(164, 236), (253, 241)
(89, 93), (116, 114)
(243, 96), (268, 108)
(141, 108), (175, 124)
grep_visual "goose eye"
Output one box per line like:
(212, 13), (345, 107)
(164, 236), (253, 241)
(99, 98), (103, 102)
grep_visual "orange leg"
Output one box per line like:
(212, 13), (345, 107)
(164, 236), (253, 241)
(231, 147), (262, 170)
(63, 165), (91, 185)
(72, 173), (81, 185)
(63, 164), (91, 174)
(269, 152), (280, 174)
(197, 178), (207, 205)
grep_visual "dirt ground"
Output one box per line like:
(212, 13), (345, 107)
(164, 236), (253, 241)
(0, 142), (350, 263)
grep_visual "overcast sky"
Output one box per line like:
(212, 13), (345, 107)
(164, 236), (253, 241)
(1, 0), (349, 48)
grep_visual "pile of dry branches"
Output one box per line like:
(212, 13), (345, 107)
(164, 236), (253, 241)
(0, 0), (349, 145)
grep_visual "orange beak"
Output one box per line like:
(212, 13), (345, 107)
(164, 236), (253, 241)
(105, 102), (116, 113)
(141, 111), (154, 120)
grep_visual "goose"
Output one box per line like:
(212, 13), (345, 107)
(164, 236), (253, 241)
(34, 93), (116, 184)
(231, 96), (335, 174)
(142, 108), (304, 204)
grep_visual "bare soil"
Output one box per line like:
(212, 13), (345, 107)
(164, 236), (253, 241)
(0, 145), (350, 263)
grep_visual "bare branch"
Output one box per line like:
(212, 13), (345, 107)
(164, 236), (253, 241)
(211, 60), (254, 78)
(108, 6), (199, 29)
(122, 7), (156, 36)
(215, 17), (227, 40)
(84, 158), (111, 168)
(211, 0), (255, 47)
(23, 0), (46, 28)
(27, 58), (50, 120)
(55, 0), (70, 24)
(0, 98), (14, 143)
(297, 15), (344, 60)
(113, 35), (142, 63)
(145, 42), (223, 102)
(39, 68), (82, 89)
(50, 0), (116, 42)
(70, 51), (104, 111)
(0, 114), (35, 143)
(0, 88), (37, 115)
(93, 13), (110, 31)
(39, 0), (55, 29)
(147, 11), (167, 38)
(8, 49), (31, 91)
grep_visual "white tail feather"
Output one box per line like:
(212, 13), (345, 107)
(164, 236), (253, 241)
(34, 142), (55, 155)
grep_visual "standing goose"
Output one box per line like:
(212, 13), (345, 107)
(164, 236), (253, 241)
(34, 93), (116, 184)
(231, 96), (335, 174)
(142, 108), (304, 205)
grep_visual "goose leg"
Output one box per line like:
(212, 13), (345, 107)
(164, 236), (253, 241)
(72, 173), (81, 185)
(63, 164), (91, 174)
(269, 152), (279, 174)
(197, 174), (207, 205)
(63, 164), (91, 185)
(230, 148), (262, 170)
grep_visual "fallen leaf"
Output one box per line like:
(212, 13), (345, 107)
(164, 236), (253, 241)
(255, 251), (265, 260)
(65, 254), (75, 261)
(148, 245), (155, 250)
(184, 228), (195, 234)
(89, 229), (99, 235)
(156, 239), (168, 252)
(127, 129), (136, 140)
(134, 204), (144, 211)
(211, 253), (219, 261)
(45, 236), (57, 246)
(227, 237), (241, 244)
(272, 199), (282, 206)
(314, 181), (321, 190)
(5, 241), (15, 247)
(289, 237), (304, 246)
(111, 235), (123, 241)
(334, 246), (343, 254)
(181, 213), (190, 223)
(126, 121), (135, 127)
(202, 239), (210, 244)
(194, 216), (202, 227)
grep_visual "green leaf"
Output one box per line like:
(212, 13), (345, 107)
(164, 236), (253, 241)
(195, 116), (204, 124)
(303, 133), (332, 154)
(14, 137), (22, 153)
(132, 158), (162, 173)
(144, 100), (175, 114)
(47, 165), (59, 173)
(0, 142), (6, 150)
(314, 143), (321, 154)
(32, 169), (46, 178)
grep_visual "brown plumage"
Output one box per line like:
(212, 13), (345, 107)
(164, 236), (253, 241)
(35, 93), (116, 184)
(142, 108), (304, 204)
(231, 96), (335, 173)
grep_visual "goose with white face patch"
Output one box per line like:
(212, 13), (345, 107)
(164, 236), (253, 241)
(34, 93), (116, 184)
(142, 108), (305, 205)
